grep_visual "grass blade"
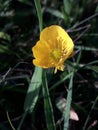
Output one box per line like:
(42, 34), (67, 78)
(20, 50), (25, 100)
(63, 72), (74, 130)
(34, 0), (43, 32)
(17, 67), (42, 130)
(24, 67), (42, 112)
(50, 72), (73, 91)
(83, 96), (98, 130)
(17, 0), (43, 129)
(42, 71), (56, 130)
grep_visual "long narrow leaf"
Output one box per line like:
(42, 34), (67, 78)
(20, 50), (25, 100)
(23, 0), (43, 112)
(24, 67), (42, 112)
(18, 0), (43, 129)
(34, 0), (43, 32)
(50, 72), (73, 91)
(63, 72), (74, 130)
(42, 71), (56, 130)
(17, 67), (42, 130)
(83, 96), (98, 130)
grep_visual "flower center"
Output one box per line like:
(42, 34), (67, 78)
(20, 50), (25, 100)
(51, 49), (61, 62)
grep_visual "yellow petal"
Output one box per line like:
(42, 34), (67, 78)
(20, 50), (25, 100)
(32, 25), (74, 73)
(32, 40), (50, 59)
(32, 41), (57, 68)
(40, 25), (73, 49)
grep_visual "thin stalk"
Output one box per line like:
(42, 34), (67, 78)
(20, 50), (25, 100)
(83, 96), (98, 130)
(6, 111), (16, 130)
(69, 13), (98, 30)
(17, 112), (27, 130)
(34, 0), (43, 32)
(63, 72), (74, 130)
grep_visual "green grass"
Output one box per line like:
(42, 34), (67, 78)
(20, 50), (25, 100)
(0, 0), (98, 130)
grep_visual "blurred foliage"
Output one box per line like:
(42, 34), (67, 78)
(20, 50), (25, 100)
(0, 0), (98, 130)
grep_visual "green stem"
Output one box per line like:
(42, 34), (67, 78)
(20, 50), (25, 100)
(6, 111), (16, 130)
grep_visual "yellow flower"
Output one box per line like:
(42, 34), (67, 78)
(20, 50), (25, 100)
(32, 25), (74, 73)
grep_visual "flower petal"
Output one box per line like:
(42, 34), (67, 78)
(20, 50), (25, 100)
(32, 41), (56, 68)
(32, 25), (74, 73)
(40, 25), (73, 50)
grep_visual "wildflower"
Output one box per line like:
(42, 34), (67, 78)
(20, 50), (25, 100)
(32, 25), (74, 73)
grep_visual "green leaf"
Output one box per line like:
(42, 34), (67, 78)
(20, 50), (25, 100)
(63, 72), (74, 130)
(42, 71), (56, 130)
(0, 32), (11, 42)
(34, 0), (43, 32)
(87, 65), (98, 73)
(24, 67), (42, 112)
(50, 72), (73, 91)
(18, 0), (43, 129)
(0, 44), (9, 53)
(63, 0), (71, 15)
(17, 67), (42, 130)
(46, 8), (64, 19)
